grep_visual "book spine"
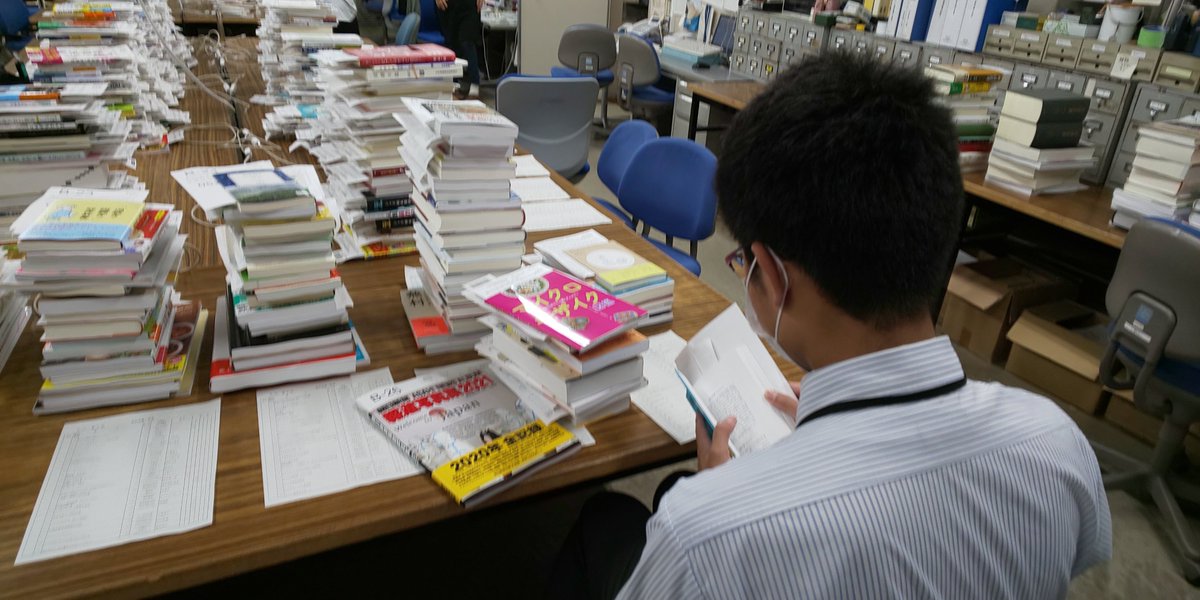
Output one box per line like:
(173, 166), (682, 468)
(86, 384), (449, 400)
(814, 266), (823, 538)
(1035, 101), (1091, 124)
(370, 166), (407, 178)
(0, 150), (87, 163)
(365, 197), (413, 212)
(365, 63), (462, 81)
(0, 114), (65, 125)
(1029, 122), (1085, 149)
(375, 217), (415, 232)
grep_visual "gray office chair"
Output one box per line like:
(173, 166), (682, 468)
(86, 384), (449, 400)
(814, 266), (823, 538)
(551, 24), (617, 128)
(496, 76), (599, 182)
(1094, 218), (1200, 584)
(615, 33), (674, 134)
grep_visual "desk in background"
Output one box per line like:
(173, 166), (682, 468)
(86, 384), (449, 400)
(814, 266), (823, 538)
(657, 54), (750, 150)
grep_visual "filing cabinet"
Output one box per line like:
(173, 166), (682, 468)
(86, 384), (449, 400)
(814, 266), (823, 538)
(798, 22), (827, 54)
(1181, 97), (1200, 118)
(752, 12), (770, 36)
(780, 45), (801, 68)
(872, 37), (895, 62)
(761, 37), (781, 62)
(747, 55), (763, 79)
(1154, 52), (1200, 93)
(1047, 70), (1087, 94)
(1086, 77), (1130, 114)
(1077, 40), (1120, 75)
(767, 15), (788, 41)
(763, 60), (780, 81)
(1108, 83), (1190, 187)
(1010, 63), (1050, 91)
(892, 41), (921, 69)
(1043, 35), (1082, 68)
(850, 32), (871, 57)
(828, 30), (853, 53)
(1120, 44), (1162, 83)
(783, 19), (804, 45)
(980, 57), (1017, 90)
(983, 25), (1015, 57)
(1108, 150), (1137, 186)
(1080, 76), (1135, 184)
(749, 36), (765, 58)
(1080, 111), (1118, 184)
(737, 11), (754, 34)
(734, 32), (750, 55)
(729, 53), (748, 75)
(921, 45), (955, 68)
(1011, 30), (1047, 62)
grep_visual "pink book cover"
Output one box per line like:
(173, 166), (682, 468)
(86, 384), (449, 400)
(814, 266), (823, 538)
(345, 44), (457, 67)
(482, 268), (646, 353)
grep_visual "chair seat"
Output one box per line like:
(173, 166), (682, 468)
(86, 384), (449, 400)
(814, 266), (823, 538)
(594, 197), (634, 228)
(550, 66), (615, 87)
(1119, 347), (1200, 393)
(417, 31), (445, 45)
(647, 238), (701, 276)
(632, 85), (674, 104)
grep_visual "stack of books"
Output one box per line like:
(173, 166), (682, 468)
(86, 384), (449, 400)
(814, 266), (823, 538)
(927, 64), (1003, 173)
(985, 89), (1093, 196)
(256, 0), (359, 101)
(306, 43), (463, 261)
(2, 187), (200, 414)
(0, 261), (31, 376)
(534, 230), (675, 327)
(398, 98), (522, 353)
(211, 166), (365, 392)
(465, 264), (650, 426)
(1112, 115), (1200, 229)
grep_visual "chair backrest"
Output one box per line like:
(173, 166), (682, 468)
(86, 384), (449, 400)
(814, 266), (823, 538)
(614, 34), (661, 108)
(1107, 218), (1200, 363)
(496, 76), (599, 177)
(557, 24), (617, 75)
(617, 138), (717, 241)
(597, 119), (657, 195)
(0, 1), (30, 37)
(395, 13), (421, 44)
(418, 0), (440, 35)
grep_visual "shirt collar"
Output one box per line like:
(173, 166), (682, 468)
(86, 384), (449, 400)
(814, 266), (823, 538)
(794, 335), (965, 425)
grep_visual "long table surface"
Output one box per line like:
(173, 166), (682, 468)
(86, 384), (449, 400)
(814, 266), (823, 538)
(688, 80), (1128, 249)
(0, 39), (804, 600)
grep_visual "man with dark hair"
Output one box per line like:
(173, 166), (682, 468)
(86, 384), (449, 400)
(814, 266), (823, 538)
(549, 53), (1111, 599)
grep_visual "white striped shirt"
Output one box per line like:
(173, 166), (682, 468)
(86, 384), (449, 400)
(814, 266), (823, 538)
(618, 336), (1111, 599)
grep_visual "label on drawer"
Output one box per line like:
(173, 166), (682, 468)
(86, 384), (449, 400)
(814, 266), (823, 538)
(1055, 38), (1072, 47)
(1130, 50), (1147, 60)
(1163, 65), (1195, 80)
(993, 29), (1010, 37)
(1094, 87), (1113, 99)
(1148, 99), (1168, 112)
(1111, 53), (1139, 80)
(1092, 43), (1107, 52)
(929, 55), (942, 64)
(899, 49), (912, 60)
(1056, 80), (1075, 91)
(1021, 73), (1038, 84)
(1019, 32), (1040, 42)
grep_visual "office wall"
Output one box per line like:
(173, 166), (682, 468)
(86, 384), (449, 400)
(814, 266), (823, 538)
(519, 0), (609, 75)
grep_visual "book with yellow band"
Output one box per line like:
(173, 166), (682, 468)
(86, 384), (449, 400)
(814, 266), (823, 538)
(564, 241), (668, 294)
(356, 363), (581, 506)
(19, 198), (144, 252)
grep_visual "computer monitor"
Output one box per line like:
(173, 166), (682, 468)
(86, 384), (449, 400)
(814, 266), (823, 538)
(711, 12), (735, 56)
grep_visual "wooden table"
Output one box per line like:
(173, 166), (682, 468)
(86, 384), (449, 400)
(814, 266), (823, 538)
(684, 80), (1127, 249)
(0, 42), (803, 600)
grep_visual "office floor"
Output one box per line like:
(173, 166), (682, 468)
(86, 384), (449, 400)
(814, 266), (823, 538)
(169, 105), (1200, 599)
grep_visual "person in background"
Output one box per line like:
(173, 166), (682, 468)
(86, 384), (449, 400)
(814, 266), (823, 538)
(547, 52), (1112, 600)
(354, 0), (388, 45)
(436, 0), (482, 99)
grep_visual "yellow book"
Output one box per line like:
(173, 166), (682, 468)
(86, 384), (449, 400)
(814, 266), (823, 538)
(19, 199), (143, 250)
(565, 241), (668, 293)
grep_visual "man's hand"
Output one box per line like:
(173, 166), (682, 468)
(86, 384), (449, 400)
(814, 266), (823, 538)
(435, 0), (447, 9)
(764, 381), (801, 426)
(696, 414), (736, 471)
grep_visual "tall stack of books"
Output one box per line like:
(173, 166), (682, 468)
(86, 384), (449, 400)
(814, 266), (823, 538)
(398, 98), (522, 353)
(926, 64), (1003, 173)
(211, 166), (365, 392)
(985, 89), (1093, 196)
(1112, 115), (1200, 229)
(465, 264), (650, 426)
(306, 43), (463, 261)
(1, 187), (202, 414)
(533, 230), (676, 327)
(0, 260), (31, 376)
(256, 0), (359, 102)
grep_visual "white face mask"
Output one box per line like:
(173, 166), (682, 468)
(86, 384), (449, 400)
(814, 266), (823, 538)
(743, 250), (790, 360)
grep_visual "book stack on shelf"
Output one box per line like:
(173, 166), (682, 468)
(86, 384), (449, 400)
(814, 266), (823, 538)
(464, 264), (650, 426)
(211, 167), (366, 392)
(1111, 115), (1200, 229)
(256, 0), (359, 102)
(533, 230), (675, 327)
(985, 89), (1093, 196)
(1, 187), (200, 414)
(926, 64), (1003, 173)
(29, 0), (193, 146)
(304, 43), (463, 261)
(0, 261), (31, 376)
(398, 98), (522, 353)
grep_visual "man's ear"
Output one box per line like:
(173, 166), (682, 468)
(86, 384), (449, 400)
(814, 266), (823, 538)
(749, 242), (788, 307)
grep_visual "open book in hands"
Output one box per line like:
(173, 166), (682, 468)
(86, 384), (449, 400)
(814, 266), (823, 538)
(675, 304), (796, 457)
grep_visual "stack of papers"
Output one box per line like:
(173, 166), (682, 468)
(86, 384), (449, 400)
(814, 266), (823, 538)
(2, 187), (202, 414)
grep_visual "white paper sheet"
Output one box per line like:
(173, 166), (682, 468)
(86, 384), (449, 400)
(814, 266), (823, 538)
(171, 162), (326, 219)
(511, 177), (570, 202)
(531, 228), (609, 279)
(256, 368), (421, 507)
(16, 399), (222, 565)
(631, 331), (696, 444)
(522, 199), (612, 232)
(512, 154), (550, 178)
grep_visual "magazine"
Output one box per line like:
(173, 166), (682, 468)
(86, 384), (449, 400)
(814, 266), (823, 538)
(356, 363), (580, 505)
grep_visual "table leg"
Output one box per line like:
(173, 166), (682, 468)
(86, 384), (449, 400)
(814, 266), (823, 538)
(687, 93), (701, 141)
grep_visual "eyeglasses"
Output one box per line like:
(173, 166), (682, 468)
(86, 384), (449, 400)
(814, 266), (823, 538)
(725, 246), (750, 281)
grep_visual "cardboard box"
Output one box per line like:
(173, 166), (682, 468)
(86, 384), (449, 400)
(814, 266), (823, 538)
(1005, 301), (1111, 414)
(940, 259), (1076, 364)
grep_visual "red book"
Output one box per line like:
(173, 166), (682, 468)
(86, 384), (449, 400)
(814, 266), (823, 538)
(958, 140), (993, 153)
(345, 44), (457, 68)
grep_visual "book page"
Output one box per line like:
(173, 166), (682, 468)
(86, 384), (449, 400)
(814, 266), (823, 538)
(522, 199), (612, 232)
(257, 368), (420, 507)
(631, 331), (695, 444)
(511, 177), (570, 203)
(16, 399), (221, 564)
(512, 154), (550, 178)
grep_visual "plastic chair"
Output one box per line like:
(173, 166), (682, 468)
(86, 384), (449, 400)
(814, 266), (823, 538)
(550, 24), (617, 128)
(616, 138), (717, 275)
(0, 1), (33, 51)
(496, 76), (599, 182)
(416, 0), (444, 45)
(394, 13), (420, 45)
(1093, 218), (1200, 584)
(614, 34), (674, 131)
(593, 120), (658, 228)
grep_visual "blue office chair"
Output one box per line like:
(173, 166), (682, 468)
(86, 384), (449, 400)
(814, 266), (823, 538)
(1094, 218), (1200, 584)
(593, 120), (658, 228)
(0, 0), (34, 52)
(393, 13), (420, 45)
(551, 24), (617, 128)
(615, 33), (674, 134)
(616, 138), (717, 275)
(416, 0), (444, 45)
(496, 76), (599, 183)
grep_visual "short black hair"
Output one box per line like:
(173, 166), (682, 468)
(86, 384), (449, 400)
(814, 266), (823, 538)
(717, 52), (963, 328)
